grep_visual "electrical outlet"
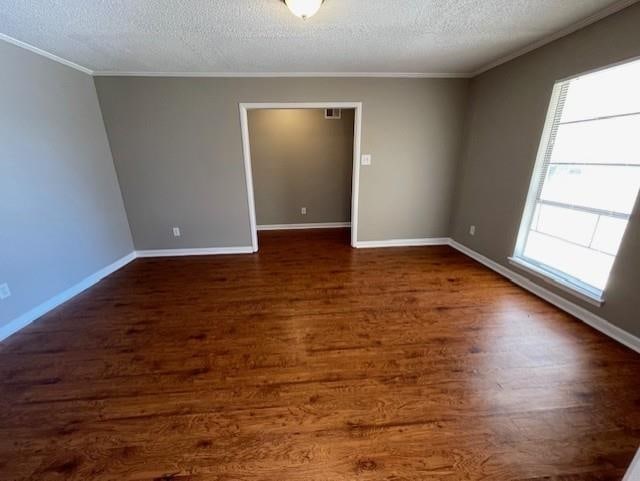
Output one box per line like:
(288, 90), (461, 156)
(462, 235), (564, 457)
(301, 207), (307, 215)
(361, 154), (372, 166)
(0, 283), (10, 300)
(173, 227), (181, 237)
(469, 225), (476, 236)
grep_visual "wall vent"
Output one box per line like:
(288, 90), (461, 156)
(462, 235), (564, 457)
(324, 108), (341, 119)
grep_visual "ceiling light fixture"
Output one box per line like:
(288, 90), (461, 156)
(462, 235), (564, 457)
(284, 0), (324, 20)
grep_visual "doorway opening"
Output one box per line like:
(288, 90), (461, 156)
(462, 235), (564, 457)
(239, 102), (362, 251)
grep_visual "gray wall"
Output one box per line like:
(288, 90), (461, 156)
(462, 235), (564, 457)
(94, 77), (469, 248)
(451, 3), (640, 338)
(0, 41), (133, 329)
(249, 108), (354, 226)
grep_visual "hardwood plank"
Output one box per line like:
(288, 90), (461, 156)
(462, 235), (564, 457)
(0, 228), (638, 480)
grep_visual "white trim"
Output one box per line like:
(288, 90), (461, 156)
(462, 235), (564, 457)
(241, 102), (362, 110)
(0, 252), (136, 342)
(508, 257), (604, 306)
(0, 246), (259, 341)
(3, 0), (635, 81)
(355, 238), (450, 248)
(92, 71), (472, 78)
(3, 237), (639, 359)
(239, 101), (363, 251)
(623, 447), (640, 481)
(0, 33), (93, 75)
(471, 0), (640, 76)
(257, 222), (350, 231)
(239, 105), (259, 252)
(351, 105), (363, 249)
(135, 247), (254, 257)
(448, 239), (640, 354)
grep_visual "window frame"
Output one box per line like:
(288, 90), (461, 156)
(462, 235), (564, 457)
(511, 59), (640, 307)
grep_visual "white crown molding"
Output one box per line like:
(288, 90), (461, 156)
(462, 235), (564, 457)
(355, 238), (450, 248)
(91, 71), (472, 78)
(0, 252), (136, 341)
(257, 222), (351, 231)
(0, 33), (94, 75)
(4, 0), (636, 80)
(448, 239), (640, 354)
(0, 32), (469, 79)
(471, 0), (640, 77)
(1, 32), (467, 78)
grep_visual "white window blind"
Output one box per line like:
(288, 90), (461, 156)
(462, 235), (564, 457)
(513, 58), (640, 301)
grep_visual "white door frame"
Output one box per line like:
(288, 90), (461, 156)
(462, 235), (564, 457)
(239, 102), (363, 252)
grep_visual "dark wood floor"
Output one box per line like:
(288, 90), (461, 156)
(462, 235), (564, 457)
(0, 229), (638, 480)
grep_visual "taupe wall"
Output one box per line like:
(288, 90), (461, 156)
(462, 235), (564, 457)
(249, 108), (354, 226)
(451, 3), (640, 338)
(94, 77), (469, 249)
(0, 41), (133, 329)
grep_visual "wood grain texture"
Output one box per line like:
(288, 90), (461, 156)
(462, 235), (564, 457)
(0, 228), (638, 481)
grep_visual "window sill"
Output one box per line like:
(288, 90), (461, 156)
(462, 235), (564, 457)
(507, 256), (604, 307)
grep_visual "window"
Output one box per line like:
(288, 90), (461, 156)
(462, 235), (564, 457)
(512, 58), (640, 304)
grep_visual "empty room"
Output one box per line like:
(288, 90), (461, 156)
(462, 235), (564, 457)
(0, 1), (639, 480)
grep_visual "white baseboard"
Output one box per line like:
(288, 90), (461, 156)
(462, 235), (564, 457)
(0, 252), (136, 342)
(1, 245), (255, 341)
(355, 237), (450, 248)
(448, 239), (640, 354)
(4, 238), (639, 356)
(136, 246), (255, 257)
(257, 222), (351, 231)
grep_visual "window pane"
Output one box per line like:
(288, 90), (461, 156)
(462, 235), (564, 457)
(523, 231), (614, 291)
(516, 58), (640, 296)
(539, 164), (640, 215)
(535, 203), (597, 246)
(531, 203), (541, 230)
(551, 115), (640, 165)
(561, 60), (640, 122)
(591, 216), (628, 255)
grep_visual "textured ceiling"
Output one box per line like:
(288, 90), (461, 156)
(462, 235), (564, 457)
(0, 0), (632, 75)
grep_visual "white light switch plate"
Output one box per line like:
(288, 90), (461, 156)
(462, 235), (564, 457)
(173, 227), (181, 237)
(0, 283), (10, 300)
(361, 154), (372, 166)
